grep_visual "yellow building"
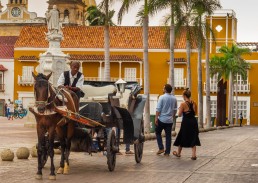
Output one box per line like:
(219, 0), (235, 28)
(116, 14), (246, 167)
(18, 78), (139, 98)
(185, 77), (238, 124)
(12, 9), (258, 126)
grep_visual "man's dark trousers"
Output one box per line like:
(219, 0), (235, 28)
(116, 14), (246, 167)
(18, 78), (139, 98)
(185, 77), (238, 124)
(155, 119), (172, 154)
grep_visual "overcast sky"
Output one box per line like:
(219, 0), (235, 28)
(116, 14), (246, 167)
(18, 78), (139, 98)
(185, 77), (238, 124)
(1, 0), (257, 42)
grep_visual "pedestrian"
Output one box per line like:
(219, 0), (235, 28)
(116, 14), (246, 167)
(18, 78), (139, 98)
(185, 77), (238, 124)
(125, 144), (134, 154)
(239, 112), (243, 127)
(155, 84), (177, 156)
(173, 88), (201, 160)
(8, 102), (14, 120)
(4, 103), (8, 117)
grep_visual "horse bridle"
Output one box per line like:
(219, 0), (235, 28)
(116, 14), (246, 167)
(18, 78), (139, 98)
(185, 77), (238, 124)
(34, 78), (52, 108)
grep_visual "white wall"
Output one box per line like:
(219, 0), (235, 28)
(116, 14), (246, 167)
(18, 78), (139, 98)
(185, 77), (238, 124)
(0, 59), (14, 102)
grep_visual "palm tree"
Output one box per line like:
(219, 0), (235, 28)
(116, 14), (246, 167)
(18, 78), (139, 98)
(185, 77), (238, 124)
(86, 5), (116, 26)
(210, 45), (251, 125)
(118, 0), (151, 133)
(192, 0), (221, 128)
(148, 0), (183, 95)
(98, 1), (116, 81)
(219, 45), (251, 124)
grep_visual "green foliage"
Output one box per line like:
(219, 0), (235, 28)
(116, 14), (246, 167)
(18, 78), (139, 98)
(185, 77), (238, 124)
(86, 5), (116, 26)
(210, 44), (251, 82)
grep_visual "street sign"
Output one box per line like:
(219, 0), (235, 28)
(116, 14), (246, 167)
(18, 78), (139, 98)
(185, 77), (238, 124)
(15, 100), (22, 104)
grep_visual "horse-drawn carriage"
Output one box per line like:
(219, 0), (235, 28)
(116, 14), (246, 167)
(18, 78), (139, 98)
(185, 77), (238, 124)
(30, 73), (146, 179)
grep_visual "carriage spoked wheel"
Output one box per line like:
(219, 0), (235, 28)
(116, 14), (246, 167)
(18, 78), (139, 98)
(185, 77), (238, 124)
(106, 129), (118, 171)
(134, 120), (144, 163)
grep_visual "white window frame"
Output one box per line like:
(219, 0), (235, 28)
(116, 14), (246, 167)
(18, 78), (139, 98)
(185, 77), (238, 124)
(22, 66), (34, 82)
(174, 68), (184, 87)
(124, 68), (136, 81)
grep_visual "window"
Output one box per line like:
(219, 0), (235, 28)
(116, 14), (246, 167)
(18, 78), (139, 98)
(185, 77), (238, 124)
(233, 101), (247, 119)
(0, 72), (3, 91)
(22, 66), (34, 82)
(216, 46), (221, 53)
(124, 68), (136, 81)
(64, 9), (69, 18)
(174, 68), (184, 87)
(210, 74), (218, 91)
(210, 100), (217, 117)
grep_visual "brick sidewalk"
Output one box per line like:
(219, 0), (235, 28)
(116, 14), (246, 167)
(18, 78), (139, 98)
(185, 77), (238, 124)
(0, 117), (258, 183)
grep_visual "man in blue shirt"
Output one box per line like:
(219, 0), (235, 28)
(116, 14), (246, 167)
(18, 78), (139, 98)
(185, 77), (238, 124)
(155, 84), (177, 156)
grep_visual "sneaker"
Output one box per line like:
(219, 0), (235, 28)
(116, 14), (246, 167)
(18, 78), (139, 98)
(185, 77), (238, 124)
(156, 149), (165, 155)
(125, 150), (134, 155)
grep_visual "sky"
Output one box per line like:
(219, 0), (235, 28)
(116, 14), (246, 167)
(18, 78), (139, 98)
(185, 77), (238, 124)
(1, 0), (257, 42)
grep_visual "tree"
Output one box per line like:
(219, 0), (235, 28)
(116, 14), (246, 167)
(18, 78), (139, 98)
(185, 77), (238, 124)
(218, 45), (251, 125)
(118, 0), (151, 133)
(210, 45), (251, 125)
(98, 1), (116, 81)
(192, 0), (221, 128)
(86, 5), (116, 26)
(148, 0), (183, 95)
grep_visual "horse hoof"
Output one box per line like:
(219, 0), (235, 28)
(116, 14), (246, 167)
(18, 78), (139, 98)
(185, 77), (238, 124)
(35, 174), (42, 180)
(49, 175), (56, 180)
(57, 167), (64, 174)
(63, 163), (70, 175)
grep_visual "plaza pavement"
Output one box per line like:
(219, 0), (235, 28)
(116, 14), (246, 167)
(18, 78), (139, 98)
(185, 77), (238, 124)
(0, 117), (258, 183)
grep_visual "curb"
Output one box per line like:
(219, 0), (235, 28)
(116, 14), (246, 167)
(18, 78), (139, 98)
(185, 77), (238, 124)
(144, 125), (241, 141)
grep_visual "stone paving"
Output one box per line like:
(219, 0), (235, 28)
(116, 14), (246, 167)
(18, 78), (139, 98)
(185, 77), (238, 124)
(0, 117), (258, 183)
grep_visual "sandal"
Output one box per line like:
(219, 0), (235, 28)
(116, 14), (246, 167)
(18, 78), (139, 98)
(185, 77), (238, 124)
(191, 156), (197, 160)
(172, 151), (181, 158)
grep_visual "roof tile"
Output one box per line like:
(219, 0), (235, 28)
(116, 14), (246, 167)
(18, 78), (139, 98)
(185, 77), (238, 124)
(15, 26), (197, 49)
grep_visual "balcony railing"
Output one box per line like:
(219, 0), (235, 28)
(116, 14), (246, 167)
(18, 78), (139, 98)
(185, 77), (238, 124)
(18, 75), (34, 86)
(167, 78), (186, 88)
(234, 82), (250, 93)
(0, 84), (5, 92)
(84, 77), (143, 86)
(204, 81), (250, 93)
(204, 82), (218, 93)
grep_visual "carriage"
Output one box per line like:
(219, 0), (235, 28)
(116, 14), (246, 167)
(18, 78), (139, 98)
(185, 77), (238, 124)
(38, 80), (146, 172)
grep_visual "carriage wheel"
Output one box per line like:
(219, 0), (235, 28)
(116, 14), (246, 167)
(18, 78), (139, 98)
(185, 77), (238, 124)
(106, 129), (118, 171)
(134, 120), (144, 163)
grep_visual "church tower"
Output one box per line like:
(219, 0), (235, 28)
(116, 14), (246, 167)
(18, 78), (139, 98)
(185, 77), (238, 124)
(47, 0), (96, 25)
(0, 0), (45, 36)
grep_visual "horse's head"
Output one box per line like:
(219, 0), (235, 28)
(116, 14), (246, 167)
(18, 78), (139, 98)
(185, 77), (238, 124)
(32, 72), (52, 114)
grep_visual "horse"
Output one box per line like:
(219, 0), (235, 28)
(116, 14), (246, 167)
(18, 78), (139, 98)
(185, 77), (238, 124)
(29, 72), (79, 180)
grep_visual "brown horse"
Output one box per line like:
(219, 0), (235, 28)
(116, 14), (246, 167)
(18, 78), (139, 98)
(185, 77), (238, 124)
(30, 72), (79, 180)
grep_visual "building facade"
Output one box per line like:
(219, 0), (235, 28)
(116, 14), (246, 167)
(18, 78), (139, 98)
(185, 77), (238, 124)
(9, 9), (258, 126)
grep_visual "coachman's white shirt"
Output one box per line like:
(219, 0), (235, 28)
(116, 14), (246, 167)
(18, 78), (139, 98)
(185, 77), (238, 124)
(57, 71), (84, 89)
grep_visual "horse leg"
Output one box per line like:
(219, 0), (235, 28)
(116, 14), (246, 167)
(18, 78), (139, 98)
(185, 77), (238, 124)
(56, 126), (65, 174)
(63, 122), (75, 175)
(48, 126), (56, 180)
(36, 125), (45, 180)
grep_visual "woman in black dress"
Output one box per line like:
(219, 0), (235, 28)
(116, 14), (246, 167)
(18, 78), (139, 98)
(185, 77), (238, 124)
(173, 88), (200, 160)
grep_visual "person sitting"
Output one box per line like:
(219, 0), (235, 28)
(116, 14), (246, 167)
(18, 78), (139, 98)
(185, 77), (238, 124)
(57, 61), (85, 101)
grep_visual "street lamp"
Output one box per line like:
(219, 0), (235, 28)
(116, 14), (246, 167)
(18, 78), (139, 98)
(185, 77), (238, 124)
(115, 79), (127, 97)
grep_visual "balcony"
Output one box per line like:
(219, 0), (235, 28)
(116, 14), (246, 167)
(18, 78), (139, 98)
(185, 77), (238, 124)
(84, 77), (143, 86)
(18, 75), (34, 86)
(167, 78), (186, 89)
(204, 82), (218, 93)
(0, 84), (5, 92)
(234, 82), (250, 93)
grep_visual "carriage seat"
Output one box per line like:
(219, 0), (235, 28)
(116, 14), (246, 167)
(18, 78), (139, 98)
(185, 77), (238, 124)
(80, 85), (116, 102)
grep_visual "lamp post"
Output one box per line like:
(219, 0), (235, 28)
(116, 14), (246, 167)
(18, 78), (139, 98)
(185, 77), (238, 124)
(115, 79), (127, 98)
